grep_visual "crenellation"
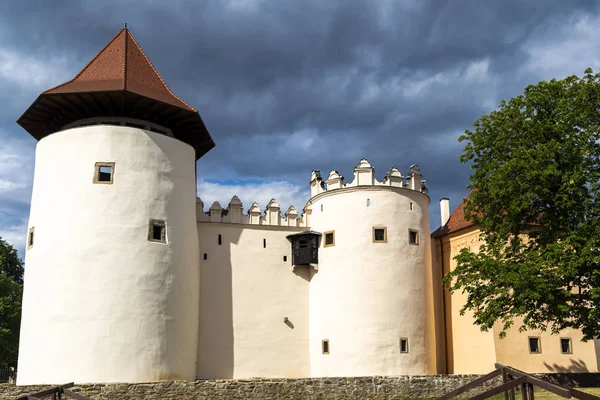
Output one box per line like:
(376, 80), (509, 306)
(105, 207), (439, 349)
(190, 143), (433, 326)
(325, 170), (344, 190)
(308, 159), (429, 198)
(197, 197), (307, 227)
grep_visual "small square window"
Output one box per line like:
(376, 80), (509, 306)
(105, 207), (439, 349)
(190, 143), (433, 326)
(529, 337), (541, 354)
(560, 338), (572, 354)
(409, 229), (419, 245)
(94, 162), (115, 184)
(324, 231), (335, 247)
(148, 219), (167, 244)
(27, 227), (35, 249)
(322, 339), (330, 354)
(373, 227), (387, 243)
(400, 338), (409, 353)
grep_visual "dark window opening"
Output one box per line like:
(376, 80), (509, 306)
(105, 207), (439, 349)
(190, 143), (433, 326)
(410, 202), (413, 210)
(400, 338), (409, 353)
(98, 166), (112, 182)
(283, 255), (287, 262)
(27, 227), (35, 249)
(409, 230), (419, 245)
(94, 162), (115, 184)
(560, 338), (572, 354)
(529, 337), (541, 353)
(324, 231), (335, 247)
(204, 253), (207, 260)
(263, 238), (267, 248)
(367, 198), (371, 207)
(373, 228), (386, 242)
(148, 220), (166, 244)
(218, 234), (222, 245)
(322, 339), (330, 354)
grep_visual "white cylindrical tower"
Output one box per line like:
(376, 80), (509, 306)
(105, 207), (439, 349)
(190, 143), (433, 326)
(17, 125), (200, 384)
(308, 164), (436, 376)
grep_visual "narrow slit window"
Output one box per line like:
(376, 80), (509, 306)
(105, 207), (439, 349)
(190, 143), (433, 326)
(373, 227), (387, 243)
(529, 337), (541, 354)
(94, 162), (115, 184)
(560, 338), (572, 354)
(321, 204), (324, 212)
(27, 227), (35, 249)
(400, 338), (409, 353)
(218, 234), (222, 245)
(367, 198), (371, 207)
(322, 339), (330, 354)
(324, 231), (335, 247)
(410, 202), (413, 210)
(148, 219), (167, 244)
(204, 253), (208, 260)
(409, 229), (419, 245)
(263, 238), (267, 248)
(283, 255), (287, 262)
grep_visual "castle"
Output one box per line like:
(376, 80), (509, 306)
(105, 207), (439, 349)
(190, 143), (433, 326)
(15, 28), (599, 385)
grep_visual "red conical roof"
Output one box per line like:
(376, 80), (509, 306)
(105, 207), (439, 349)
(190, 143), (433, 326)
(18, 28), (214, 159)
(44, 29), (196, 112)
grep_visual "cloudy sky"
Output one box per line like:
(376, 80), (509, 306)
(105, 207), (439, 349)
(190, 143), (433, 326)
(1, 0), (600, 256)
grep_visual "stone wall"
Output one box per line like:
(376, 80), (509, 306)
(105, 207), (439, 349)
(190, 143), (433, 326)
(1, 375), (502, 400)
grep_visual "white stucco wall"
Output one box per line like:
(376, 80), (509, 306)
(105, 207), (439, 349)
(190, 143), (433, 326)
(196, 223), (310, 379)
(308, 187), (436, 376)
(18, 125), (199, 384)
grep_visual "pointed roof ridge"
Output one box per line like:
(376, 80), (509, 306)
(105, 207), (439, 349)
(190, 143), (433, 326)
(18, 28), (215, 160)
(43, 28), (195, 112)
(44, 29), (126, 94)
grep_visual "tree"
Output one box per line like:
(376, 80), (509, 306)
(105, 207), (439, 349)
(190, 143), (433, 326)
(444, 68), (600, 341)
(0, 237), (23, 368)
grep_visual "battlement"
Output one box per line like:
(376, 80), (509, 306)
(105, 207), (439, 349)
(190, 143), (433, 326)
(196, 195), (311, 228)
(310, 158), (428, 199)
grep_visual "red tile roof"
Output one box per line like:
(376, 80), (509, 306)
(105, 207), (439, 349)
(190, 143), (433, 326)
(432, 191), (477, 238)
(17, 28), (215, 159)
(44, 28), (196, 112)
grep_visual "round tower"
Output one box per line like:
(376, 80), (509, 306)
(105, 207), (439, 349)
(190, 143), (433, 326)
(308, 160), (436, 376)
(16, 28), (214, 384)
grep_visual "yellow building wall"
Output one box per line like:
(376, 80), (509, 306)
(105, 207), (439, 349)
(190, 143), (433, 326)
(436, 227), (600, 374)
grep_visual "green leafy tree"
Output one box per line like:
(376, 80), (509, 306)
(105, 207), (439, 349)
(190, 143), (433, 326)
(0, 237), (23, 368)
(444, 68), (600, 341)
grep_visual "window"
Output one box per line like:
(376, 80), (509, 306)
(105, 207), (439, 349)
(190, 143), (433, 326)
(367, 198), (371, 207)
(288, 232), (320, 265)
(322, 339), (330, 354)
(204, 253), (207, 260)
(324, 231), (335, 247)
(94, 162), (115, 184)
(373, 227), (387, 243)
(409, 229), (419, 245)
(400, 338), (409, 353)
(321, 204), (324, 212)
(560, 338), (572, 354)
(283, 255), (287, 262)
(529, 337), (541, 354)
(218, 234), (222, 245)
(148, 219), (166, 244)
(410, 202), (413, 210)
(27, 227), (35, 249)
(263, 238), (267, 248)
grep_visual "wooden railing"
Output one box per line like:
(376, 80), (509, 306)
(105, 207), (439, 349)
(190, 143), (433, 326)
(15, 383), (92, 400)
(436, 364), (600, 400)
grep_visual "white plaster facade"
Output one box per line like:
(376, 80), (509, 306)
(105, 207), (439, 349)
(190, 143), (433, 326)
(19, 124), (435, 383)
(18, 125), (200, 384)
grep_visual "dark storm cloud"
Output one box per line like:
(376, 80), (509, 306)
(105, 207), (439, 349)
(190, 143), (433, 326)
(2, 0), (600, 253)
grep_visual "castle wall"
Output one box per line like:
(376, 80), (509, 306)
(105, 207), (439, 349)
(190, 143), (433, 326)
(437, 226), (600, 374)
(307, 185), (437, 376)
(196, 217), (310, 379)
(18, 126), (200, 384)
